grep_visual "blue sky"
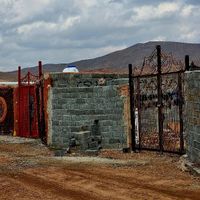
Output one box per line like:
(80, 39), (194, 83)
(0, 0), (199, 71)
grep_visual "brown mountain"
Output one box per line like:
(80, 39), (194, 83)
(1, 41), (200, 81)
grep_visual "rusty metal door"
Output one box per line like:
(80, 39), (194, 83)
(18, 85), (39, 138)
(0, 87), (14, 135)
(17, 61), (44, 139)
(129, 45), (185, 154)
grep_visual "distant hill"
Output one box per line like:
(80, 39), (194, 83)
(1, 41), (200, 81)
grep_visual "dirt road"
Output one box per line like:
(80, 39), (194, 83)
(0, 136), (199, 200)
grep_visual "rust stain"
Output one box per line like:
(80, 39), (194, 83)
(167, 122), (180, 134)
(118, 84), (131, 148)
(43, 75), (52, 140)
(118, 84), (129, 96)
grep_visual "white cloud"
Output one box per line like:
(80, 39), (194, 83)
(158, 2), (180, 13)
(180, 30), (200, 41)
(185, 31), (198, 40)
(60, 16), (81, 31)
(17, 16), (80, 35)
(181, 5), (195, 16)
(1, 0), (52, 24)
(151, 36), (167, 42)
(129, 2), (180, 24)
(0, 35), (3, 44)
(17, 21), (56, 34)
(74, 0), (98, 9)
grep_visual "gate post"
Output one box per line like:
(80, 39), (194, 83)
(178, 73), (184, 154)
(39, 61), (42, 78)
(18, 66), (21, 136)
(38, 61), (46, 141)
(129, 64), (136, 151)
(185, 55), (190, 71)
(156, 45), (164, 153)
(27, 71), (31, 137)
(136, 77), (141, 150)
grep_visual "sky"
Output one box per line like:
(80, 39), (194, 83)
(0, 0), (200, 71)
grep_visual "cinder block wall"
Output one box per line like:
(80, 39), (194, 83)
(185, 71), (200, 163)
(46, 73), (130, 150)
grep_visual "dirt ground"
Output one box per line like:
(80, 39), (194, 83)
(0, 136), (199, 200)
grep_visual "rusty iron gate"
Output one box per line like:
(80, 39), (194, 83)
(17, 61), (45, 139)
(129, 45), (186, 154)
(0, 87), (14, 135)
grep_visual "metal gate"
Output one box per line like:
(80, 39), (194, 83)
(17, 61), (45, 139)
(129, 45), (185, 154)
(0, 87), (14, 135)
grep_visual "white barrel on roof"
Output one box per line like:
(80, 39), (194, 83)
(63, 65), (79, 73)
